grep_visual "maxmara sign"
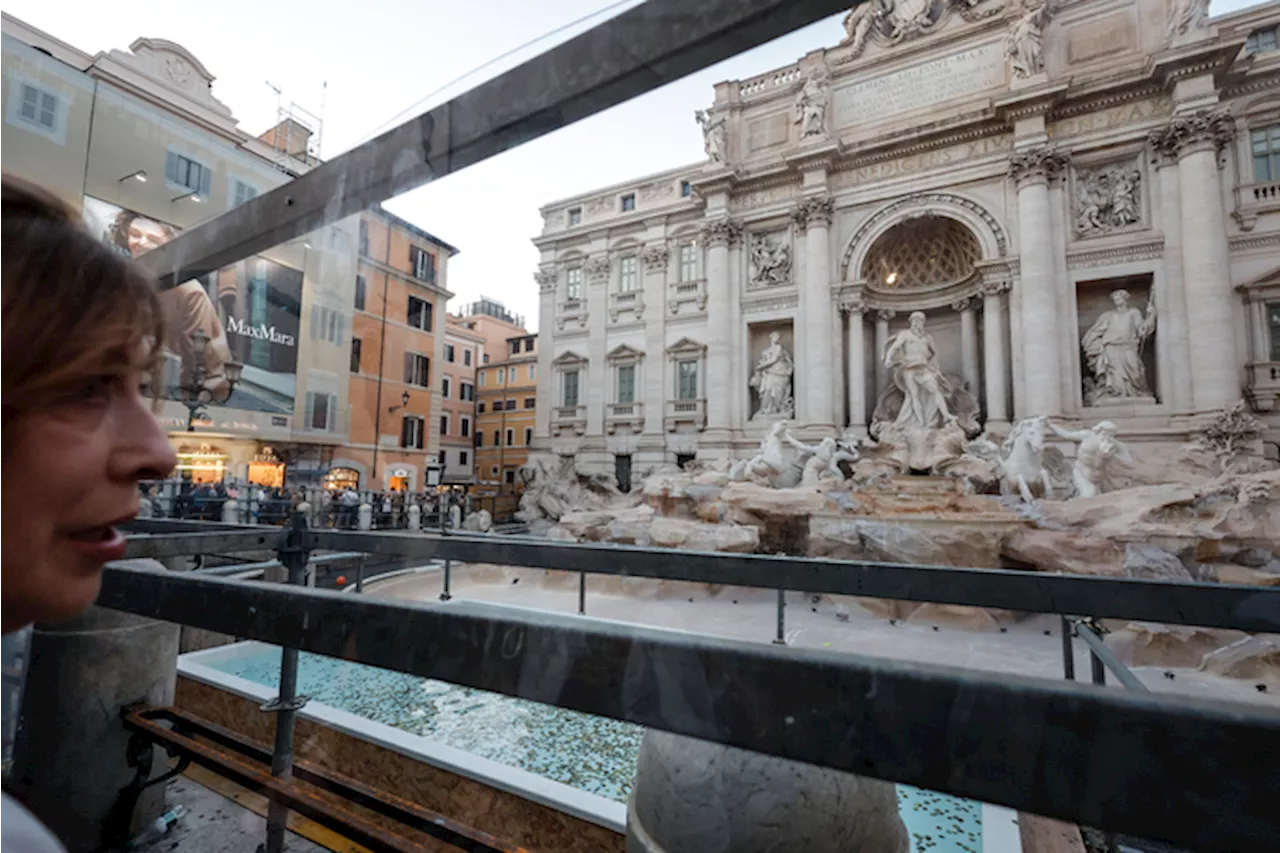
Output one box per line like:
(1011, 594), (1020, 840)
(832, 41), (1006, 127)
(226, 316), (297, 348)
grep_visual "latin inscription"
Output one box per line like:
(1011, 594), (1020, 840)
(831, 135), (1013, 187)
(833, 43), (1006, 126)
(1049, 98), (1172, 140)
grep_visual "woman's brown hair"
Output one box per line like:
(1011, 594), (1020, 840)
(1, 175), (164, 420)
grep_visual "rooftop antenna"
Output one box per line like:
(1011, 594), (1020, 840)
(315, 81), (328, 160)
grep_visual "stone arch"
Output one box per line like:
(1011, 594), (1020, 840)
(840, 192), (1008, 281)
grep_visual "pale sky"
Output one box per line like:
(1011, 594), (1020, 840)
(4, 0), (1266, 332)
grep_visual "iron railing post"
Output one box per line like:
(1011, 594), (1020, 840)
(578, 572), (586, 615)
(1061, 615), (1075, 681)
(441, 558), (452, 602)
(774, 589), (786, 645)
(263, 511), (312, 853)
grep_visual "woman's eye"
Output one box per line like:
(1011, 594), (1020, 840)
(78, 376), (118, 404)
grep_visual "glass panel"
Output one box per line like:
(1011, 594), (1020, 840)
(617, 364), (635, 403)
(563, 370), (579, 407)
(677, 360), (698, 400)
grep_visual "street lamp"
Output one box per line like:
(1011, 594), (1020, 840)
(387, 390), (411, 413)
(172, 329), (243, 431)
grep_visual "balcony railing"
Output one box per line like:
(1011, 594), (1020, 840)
(550, 403), (587, 436)
(1234, 179), (1280, 229)
(96, 519), (1280, 853)
(605, 401), (644, 433)
(664, 397), (706, 431)
(667, 279), (706, 316)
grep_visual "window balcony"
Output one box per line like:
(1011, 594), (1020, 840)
(608, 290), (644, 323)
(667, 279), (706, 316)
(556, 298), (588, 331)
(605, 401), (644, 434)
(1245, 361), (1280, 412)
(551, 403), (587, 436)
(1233, 179), (1280, 230)
(664, 397), (706, 431)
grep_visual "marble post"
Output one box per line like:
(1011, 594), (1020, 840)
(796, 197), (835, 429)
(874, 310), (893, 401)
(1010, 147), (1069, 417)
(981, 281), (1011, 425)
(1151, 150), (1193, 412)
(843, 298), (867, 431)
(957, 299), (980, 396)
(585, 255), (611, 438)
(1160, 112), (1238, 411)
(533, 268), (557, 443)
(702, 218), (741, 432)
(641, 244), (669, 438)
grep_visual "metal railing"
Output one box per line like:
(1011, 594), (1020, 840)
(106, 516), (1280, 852)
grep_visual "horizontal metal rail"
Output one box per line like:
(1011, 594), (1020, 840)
(97, 564), (1280, 852)
(122, 530), (284, 558)
(133, 0), (853, 288)
(123, 706), (526, 853)
(310, 531), (1280, 632)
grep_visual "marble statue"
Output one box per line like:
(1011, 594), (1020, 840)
(785, 432), (859, 485)
(749, 234), (792, 286)
(882, 0), (936, 39)
(793, 70), (831, 139)
(1074, 164), (1142, 235)
(841, 3), (879, 54)
(750, 332), (795, 418)
(1081, 289), (1156, 403)
(999, 416), (1055, 502)
(883, 312), (955, 430)
(1006, 0), (1050, 79)
(1049, 420), (1132, 498)
(728, 420), (794, 485)
(695, 109), (728, 164)
(1167, 0), (1210, 41)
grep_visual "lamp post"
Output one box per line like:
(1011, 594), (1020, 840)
(172, 329), (243, 431)
(371, 390), (410, 491)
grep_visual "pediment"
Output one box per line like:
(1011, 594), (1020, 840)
(552, 350), (588, 367)
(665, 337), (707, 355)
(106, 38), (233, 119)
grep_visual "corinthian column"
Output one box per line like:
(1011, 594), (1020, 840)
(981, 279), (1010, 426)
(1159, 111), (1238, 411)
(874, 309), (893, 398)
(1010, 146), (1069, 417)
(794, 196), (835, 429)
(702, 217), (741, 432)
(533, 267), (557, 444)
(841, 295), (868, 432)
(955, 298), (980, 396)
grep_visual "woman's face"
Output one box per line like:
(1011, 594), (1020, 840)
(1, 357), (176, 632)
(127, 219), (172, 256)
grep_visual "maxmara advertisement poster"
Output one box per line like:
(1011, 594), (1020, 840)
(83, 196), (303, 417)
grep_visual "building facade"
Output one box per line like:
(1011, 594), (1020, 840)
(1, 13), (360, 487)
(476, 334), (539, 489)
(336, 206), (457, 491)
(533, 0), (1280, 477)
(440, 315), (483, 485)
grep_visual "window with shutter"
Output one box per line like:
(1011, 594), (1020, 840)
(354, 276), (366, 310)
(350, 338), (362, 373)
(524, 427), (533, 445)
(506, 428), (514, 447)
(18, 84), (58, 131)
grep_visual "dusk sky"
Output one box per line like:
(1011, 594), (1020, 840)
(3, 0), (1265, 331)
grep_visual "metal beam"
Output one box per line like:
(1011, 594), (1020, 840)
(306, 531), (1280, 633)
(1073, 620), (1148, 692)
(97, 565), (1280, 852)
(133, 0), (852, 288)
(122, 530), (285, 558)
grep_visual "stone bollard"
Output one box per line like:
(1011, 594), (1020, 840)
(449, 504), (462, 530)
(407, 504), (422, 531)
(11, 560), (181, 853)
(221, 498), (239, 524)
(627, 730), (908, 853)
(358, 503), (373, 531)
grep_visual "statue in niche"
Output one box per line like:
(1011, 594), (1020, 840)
(1074, 164), (1142, 235)
(1049, 420), (1133, 498)
(749, 234), (792, 286)
(695, 109), (728, 164)
(793, 70), (831, 139)
(1081, 289), (1156, 404)
(749, 332), (795, 418)
(1167, 0), (1210, 41)
(882, 312), (956, 430)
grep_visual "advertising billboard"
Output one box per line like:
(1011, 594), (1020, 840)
(82, 196), (302, 416)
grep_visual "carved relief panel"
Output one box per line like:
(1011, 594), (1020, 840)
(1070, 157), (1146, 239)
